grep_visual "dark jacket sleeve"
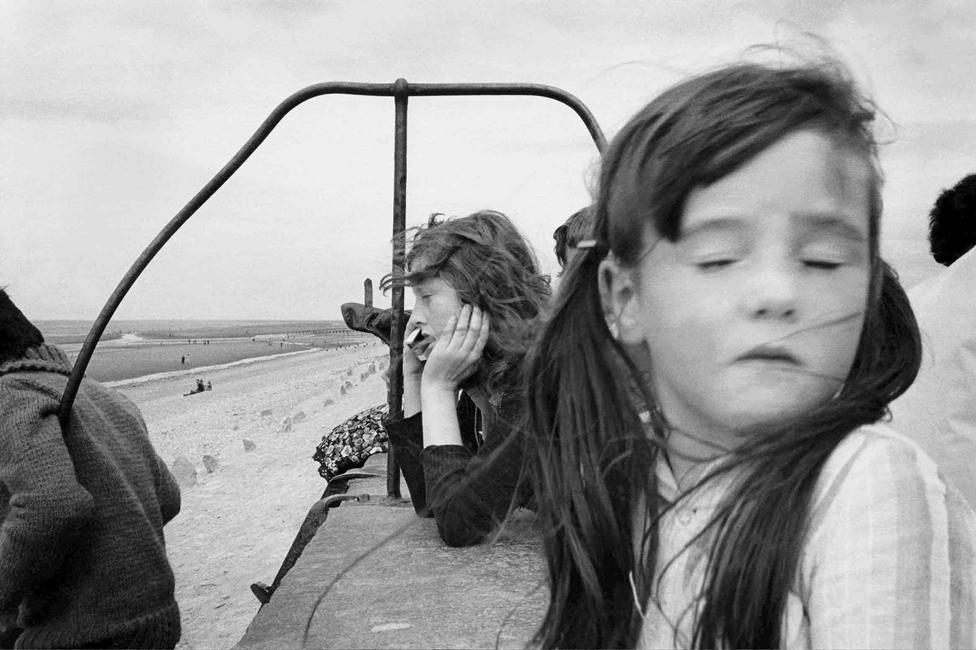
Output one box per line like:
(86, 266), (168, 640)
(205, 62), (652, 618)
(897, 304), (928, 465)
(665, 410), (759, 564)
(119, 392), (181, 526)
(383, 413), (433, 516)
(421, 396), (528, 547)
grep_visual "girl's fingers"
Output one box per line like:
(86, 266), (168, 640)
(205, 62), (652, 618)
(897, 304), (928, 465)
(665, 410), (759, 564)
(465, 305), (483, 347)
(455, 305), (481, 353)
(474, 311), (490, 353)
(436, 315), (458, 350)
(448, 304), (472, 348)
(465, 310), (489, 363)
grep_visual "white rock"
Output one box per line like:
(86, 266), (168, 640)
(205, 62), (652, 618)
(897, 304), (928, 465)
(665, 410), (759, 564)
(171, 455), (197, 487)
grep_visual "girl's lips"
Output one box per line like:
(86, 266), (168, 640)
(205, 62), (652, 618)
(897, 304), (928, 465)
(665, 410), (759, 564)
(408, 333), (435, 361)
(736, 344), (801, 364)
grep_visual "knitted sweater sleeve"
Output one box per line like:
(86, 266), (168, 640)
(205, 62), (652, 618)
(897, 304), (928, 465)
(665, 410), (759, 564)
(421, 396), (527, 547)
(154, 453), (181, 525)
(0, 379), (95, 612)
(117, 393), (181, 525)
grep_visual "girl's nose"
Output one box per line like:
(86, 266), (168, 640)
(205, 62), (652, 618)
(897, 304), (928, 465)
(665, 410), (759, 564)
(741, 265), (799, 321)
(409, 302), (426, 326)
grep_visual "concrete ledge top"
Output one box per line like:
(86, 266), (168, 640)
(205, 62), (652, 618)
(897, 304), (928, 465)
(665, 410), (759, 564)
(236, 457), (547, 649)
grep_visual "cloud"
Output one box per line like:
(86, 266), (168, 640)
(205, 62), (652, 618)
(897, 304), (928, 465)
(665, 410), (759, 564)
(4, 0), (976, 317)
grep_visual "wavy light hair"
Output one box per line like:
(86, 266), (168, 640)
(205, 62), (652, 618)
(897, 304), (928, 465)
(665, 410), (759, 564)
(383, 210), (550, 396)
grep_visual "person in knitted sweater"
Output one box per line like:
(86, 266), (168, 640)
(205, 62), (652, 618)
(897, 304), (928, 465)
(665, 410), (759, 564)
(0, 289), (181, 649)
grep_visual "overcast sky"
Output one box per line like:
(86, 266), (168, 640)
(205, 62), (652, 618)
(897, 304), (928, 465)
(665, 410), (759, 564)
(2, 0), (974, 321)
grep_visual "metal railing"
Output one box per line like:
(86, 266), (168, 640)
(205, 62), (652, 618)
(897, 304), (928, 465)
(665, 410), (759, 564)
(57, 79), (607, 495)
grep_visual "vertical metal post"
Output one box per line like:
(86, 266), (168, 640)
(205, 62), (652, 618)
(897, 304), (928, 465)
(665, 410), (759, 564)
(387, 78), (409, 497)
(363, 279), (373, 308)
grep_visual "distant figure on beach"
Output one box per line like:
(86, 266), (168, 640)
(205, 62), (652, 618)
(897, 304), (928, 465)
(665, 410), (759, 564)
(381, 210), (550, 546)
(889, 172), (976, 508)
(205, 381), (212, 391)
(552, 206), (594, 273)
(180, 355), (185, 365)
(183, 379), (206, 397)
(0, 288), (181, 648)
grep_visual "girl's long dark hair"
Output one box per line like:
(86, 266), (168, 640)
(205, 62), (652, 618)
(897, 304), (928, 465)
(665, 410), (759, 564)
(525, 59), (922, 649)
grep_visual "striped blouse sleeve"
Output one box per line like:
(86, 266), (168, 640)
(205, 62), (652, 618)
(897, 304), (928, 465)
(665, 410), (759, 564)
(800, 427), (976, 650)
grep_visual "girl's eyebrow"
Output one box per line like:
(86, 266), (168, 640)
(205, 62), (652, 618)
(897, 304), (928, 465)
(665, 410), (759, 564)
(679, 216), (749, 238)
(797, 213), (868, 241)
(679, 213), (867, 241)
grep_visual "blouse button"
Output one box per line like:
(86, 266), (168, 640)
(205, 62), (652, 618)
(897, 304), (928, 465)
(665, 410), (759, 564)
(676, 509), (694, 526)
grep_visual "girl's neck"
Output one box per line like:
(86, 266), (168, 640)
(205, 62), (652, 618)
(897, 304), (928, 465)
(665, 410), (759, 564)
(664, 426), (733, 492)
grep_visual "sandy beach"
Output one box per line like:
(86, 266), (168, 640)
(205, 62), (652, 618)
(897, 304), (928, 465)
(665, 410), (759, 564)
(114, 341), (391, 649)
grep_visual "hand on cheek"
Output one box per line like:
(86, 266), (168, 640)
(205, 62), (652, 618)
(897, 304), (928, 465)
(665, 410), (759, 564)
(421, 304), (490, 393)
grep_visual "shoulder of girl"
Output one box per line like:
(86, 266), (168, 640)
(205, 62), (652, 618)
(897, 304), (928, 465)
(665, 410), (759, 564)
(828, 422), (935, 471)
(812, 423), (947, 510)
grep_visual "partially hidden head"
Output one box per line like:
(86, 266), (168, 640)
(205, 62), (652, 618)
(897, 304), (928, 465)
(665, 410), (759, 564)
(394, 210), (550, 394)
(552, 206), (595, 271)
(0, 288), (44, 364)
(526, 57), (922, 649)
(928, 172), (976, 266)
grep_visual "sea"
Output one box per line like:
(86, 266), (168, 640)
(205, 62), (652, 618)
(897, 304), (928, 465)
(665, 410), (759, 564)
(34, 319), (345, 345)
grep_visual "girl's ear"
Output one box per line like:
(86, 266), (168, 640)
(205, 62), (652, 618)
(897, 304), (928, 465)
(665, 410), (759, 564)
(598, 256), (644, 345)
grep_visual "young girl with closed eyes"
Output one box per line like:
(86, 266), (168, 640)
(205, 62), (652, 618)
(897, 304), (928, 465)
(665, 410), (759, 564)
(524, 59), (976, 648)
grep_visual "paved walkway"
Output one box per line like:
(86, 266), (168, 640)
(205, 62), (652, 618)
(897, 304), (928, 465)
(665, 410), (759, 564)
(235, 455), (547, 649)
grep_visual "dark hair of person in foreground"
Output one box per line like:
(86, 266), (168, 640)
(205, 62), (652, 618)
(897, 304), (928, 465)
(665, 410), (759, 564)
(928, 172), (976, 266)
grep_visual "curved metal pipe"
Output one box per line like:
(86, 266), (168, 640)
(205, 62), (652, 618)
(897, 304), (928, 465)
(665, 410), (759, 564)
(58, 81), (606, 425)
(406, 82), (607, 151)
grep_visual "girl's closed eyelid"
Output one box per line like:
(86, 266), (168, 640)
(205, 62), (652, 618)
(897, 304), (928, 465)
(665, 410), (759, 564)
(692, 254), (740, 270)
(801, 259), (844, 270)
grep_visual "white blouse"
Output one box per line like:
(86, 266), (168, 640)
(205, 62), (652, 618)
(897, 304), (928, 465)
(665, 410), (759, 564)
(639, 424), (976, 649)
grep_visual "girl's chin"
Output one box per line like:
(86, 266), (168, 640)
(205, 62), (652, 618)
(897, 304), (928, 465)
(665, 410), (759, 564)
(721, 398), (828, 433)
